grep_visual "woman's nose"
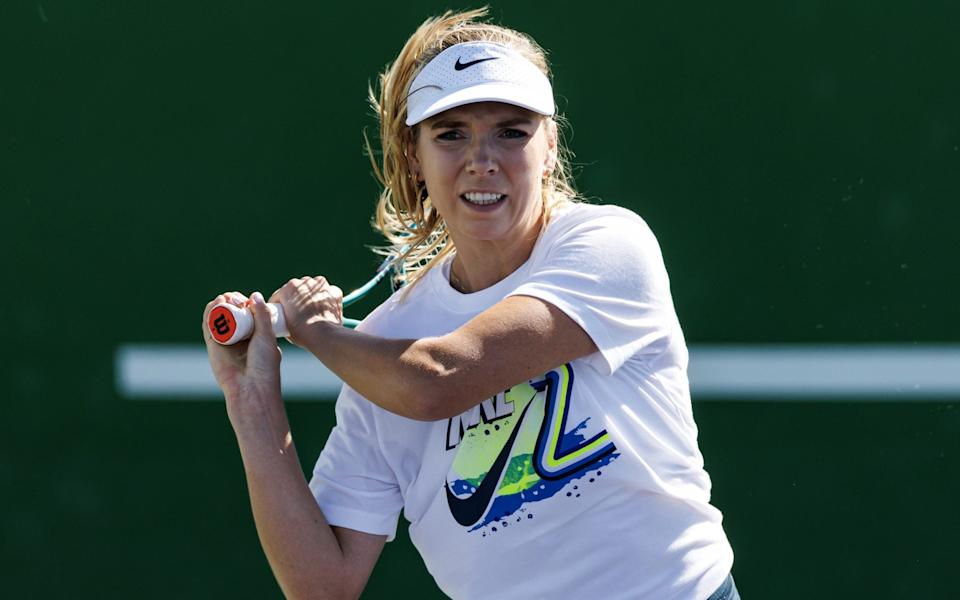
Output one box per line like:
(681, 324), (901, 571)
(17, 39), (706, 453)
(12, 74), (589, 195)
(465, 139), (499, 175)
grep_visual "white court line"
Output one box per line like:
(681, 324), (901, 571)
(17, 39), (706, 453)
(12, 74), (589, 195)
(688, 345), (960, 398)
(115, 345), (343, 399)
(115, 344), (960, 401)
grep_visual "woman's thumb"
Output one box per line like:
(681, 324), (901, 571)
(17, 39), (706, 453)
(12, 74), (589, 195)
(245, 291), (282, 375)
(248, 291), (274, 340)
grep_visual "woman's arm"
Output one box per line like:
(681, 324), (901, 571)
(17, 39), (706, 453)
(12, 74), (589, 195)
(205, 293), (385, 599)
(234, 405), (385, 600)
(270, 278), (596, 421)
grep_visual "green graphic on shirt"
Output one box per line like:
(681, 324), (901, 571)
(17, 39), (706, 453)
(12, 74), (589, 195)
(449, 382), (543, 482)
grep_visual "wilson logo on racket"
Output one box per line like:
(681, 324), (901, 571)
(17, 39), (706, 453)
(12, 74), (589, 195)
(208, 306), (237, 344)
(213, 314), (229, 335)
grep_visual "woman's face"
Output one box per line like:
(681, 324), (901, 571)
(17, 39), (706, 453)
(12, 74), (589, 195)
(409, 102), (557, 248)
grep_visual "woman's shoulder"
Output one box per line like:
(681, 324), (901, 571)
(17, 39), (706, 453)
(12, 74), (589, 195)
(550, 201), (650, 229)
(543, 201), (657, 247)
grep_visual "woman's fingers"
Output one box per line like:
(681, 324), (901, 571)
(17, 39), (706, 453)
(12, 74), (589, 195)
(227, 291), (248, 306)
(269, 276), (339, 307)
(264, 276), (339, 343)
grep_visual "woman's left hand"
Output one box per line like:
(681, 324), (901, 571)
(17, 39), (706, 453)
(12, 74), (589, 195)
(268, 276), (344, 347)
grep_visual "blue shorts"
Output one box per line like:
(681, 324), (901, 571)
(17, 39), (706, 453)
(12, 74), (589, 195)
(707, 573), (741, 600)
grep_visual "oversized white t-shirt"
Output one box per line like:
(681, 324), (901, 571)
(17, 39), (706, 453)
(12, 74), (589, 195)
(309, 203), (734, 599)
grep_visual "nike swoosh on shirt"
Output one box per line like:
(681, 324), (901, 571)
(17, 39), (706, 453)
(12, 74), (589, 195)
(445, 400), (533, 527)
(454, 56), (498, 71)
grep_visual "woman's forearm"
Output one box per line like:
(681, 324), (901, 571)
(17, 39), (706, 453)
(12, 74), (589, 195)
(297, 296), (595, 423)
(231, 398), (353, 599)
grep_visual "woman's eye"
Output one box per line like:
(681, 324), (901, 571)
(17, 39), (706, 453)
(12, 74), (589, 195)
(437, 130), (463, 141)
(501, 128), (529, 139)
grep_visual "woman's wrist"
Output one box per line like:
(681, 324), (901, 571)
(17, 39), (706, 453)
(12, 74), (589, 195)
(299, 318), (343, 359)
(226, 386), (287, 438)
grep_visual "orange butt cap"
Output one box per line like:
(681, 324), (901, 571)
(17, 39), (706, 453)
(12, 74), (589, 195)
(208, 305), (238, 344)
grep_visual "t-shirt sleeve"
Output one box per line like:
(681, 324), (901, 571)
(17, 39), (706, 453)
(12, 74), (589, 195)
(308, 385), (404, 541)
(508, 211), (677, 375)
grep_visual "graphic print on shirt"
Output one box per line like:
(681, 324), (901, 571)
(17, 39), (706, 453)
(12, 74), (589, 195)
(444, 364), (618, 531)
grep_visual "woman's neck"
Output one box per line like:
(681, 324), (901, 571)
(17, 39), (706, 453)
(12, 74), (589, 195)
(448, 220), (543, 293)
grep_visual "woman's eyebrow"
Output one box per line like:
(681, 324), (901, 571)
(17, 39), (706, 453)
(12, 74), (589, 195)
(428, 118), (466, 129)
(496, 117), (534, 127)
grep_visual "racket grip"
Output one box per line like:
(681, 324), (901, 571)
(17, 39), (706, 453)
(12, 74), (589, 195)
(207, 302), (289, 345)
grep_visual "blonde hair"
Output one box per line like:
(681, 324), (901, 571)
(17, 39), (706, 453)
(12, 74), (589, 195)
(365, 7), (579, 290)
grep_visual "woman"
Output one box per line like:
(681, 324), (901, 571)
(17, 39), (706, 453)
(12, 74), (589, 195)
(204, 9), (739, 600)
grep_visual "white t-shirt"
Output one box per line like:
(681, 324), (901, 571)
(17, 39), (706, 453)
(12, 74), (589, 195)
(309, 203), (734, 599)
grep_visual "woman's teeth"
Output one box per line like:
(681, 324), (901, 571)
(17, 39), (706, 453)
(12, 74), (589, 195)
(462, 192), (505, 205)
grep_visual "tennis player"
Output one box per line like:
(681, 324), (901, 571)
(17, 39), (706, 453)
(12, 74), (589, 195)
(204, 9), (739, 599)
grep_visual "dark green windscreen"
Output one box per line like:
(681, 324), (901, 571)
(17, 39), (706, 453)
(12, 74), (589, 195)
(3, 1), (957, 598)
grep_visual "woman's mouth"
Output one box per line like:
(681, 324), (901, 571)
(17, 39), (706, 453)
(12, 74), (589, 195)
(461, 192), (506, 206)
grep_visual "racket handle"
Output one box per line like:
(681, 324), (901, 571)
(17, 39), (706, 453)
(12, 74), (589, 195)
(207, 302), (289, 345)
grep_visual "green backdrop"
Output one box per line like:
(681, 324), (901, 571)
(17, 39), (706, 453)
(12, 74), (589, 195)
(3, 1), (958, 598)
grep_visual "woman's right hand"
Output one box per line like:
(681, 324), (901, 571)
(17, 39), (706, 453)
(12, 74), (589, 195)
(203, 291), (283, 425)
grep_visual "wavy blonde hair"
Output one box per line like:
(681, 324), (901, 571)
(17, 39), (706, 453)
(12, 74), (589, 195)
(365, 7), (579, 290)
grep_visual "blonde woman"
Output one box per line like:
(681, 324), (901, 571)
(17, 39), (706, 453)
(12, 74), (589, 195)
(204, 9), (738, 600)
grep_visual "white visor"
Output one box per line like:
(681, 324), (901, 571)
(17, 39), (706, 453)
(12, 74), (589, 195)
(405, 41), (555, 126)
